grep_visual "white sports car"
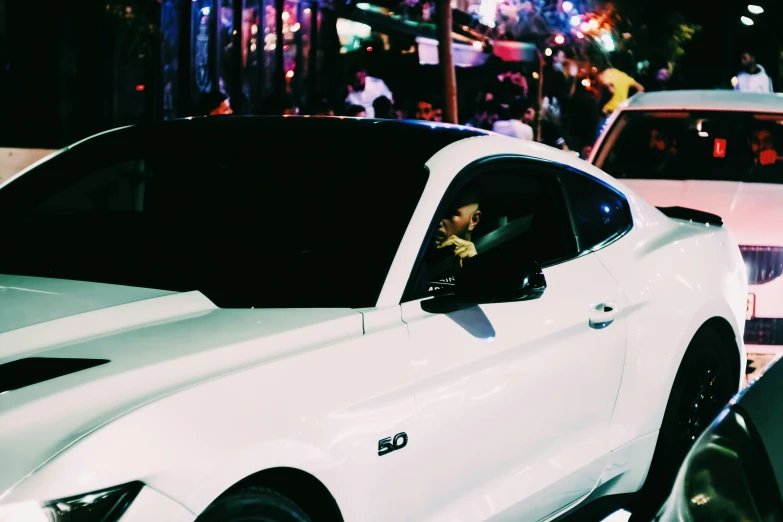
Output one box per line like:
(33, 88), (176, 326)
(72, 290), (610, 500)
(0, 117), (747, 522)
(589, 90), (783, 355)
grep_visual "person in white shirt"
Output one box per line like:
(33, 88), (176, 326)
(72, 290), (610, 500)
(735, 51), (774, 93)
(492, 100), (534, 140)
(345, 68), (394, 118)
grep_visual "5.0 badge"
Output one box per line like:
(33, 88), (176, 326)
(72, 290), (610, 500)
(378, 432), (408, 456)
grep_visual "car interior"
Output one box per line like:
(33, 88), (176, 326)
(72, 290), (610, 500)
(420, 168), (577, 298)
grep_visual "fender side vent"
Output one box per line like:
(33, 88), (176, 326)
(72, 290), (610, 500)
(0, 357), (109, 394)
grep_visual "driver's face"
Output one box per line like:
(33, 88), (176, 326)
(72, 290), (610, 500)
(435, 203), (480, 247)
(649, 129), (667, 151)
(741, 53), (755, 72)
(751, 129), (774, 154)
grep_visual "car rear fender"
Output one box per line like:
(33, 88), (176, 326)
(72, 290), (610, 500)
(594, 214), (746, 452)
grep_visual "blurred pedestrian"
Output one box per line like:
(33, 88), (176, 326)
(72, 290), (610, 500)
(415, 97), (443, 122)
(485, 100), (502, 130)
(654, 68), (672, 91)
(598, 54), (645, 116)
(346, 68), (394, 118)
(466, 99), (491, 130)
(492, 99), (534, 140)
(372, 96), (395, 119)
(563, 74), (601, 157)
(736, 51), (774, 93)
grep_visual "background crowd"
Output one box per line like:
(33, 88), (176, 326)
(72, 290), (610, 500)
(196, 45), (773, 161)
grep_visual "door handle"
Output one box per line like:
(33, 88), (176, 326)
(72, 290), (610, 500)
(589, 302), (619, 330)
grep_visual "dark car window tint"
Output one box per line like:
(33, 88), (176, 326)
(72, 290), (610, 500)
(560, 170), (632, 251)
(405, 162), (578, 301)
(596, 110), (783, 184)
(0, 119), (483, 308)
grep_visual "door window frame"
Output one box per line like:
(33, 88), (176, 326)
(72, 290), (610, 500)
(400, 155), (585, 303)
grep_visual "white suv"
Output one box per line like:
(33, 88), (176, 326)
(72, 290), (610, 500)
(590, 90), (783, 354)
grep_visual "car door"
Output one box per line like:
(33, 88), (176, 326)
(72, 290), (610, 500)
(401, 159), (631, 521)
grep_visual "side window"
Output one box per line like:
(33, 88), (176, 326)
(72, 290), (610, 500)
(559, 169), (632, 251)
(33, 159), (148, 214)
(405, 161), (578, 301)
(1, 134), (431, 309)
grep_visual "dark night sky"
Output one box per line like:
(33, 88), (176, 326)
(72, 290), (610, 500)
(669, 0), (781, 88)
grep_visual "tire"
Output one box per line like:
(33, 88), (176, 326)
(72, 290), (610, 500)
(629, 327), (736, 521)
(196, 487), (312, 522)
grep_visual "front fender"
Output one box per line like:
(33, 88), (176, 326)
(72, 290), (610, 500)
(4, 320), (416, 522)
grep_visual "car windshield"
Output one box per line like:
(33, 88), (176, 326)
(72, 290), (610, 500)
(595, 110), (783, 184)
(0, 118), (480, 308)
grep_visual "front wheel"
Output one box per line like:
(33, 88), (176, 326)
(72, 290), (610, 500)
(629, 327), (736, 521)
(196, 487), (312, 522)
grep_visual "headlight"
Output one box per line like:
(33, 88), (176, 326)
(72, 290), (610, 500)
(654, 406), (783, 522)
(0, 482), (142, 522)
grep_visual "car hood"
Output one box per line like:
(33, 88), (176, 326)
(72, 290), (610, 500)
(621, 179), (783, 247)
(0, 275), (363, 498)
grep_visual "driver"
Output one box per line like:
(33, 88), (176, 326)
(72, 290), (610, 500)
(426, 186), (483, 293)
(749, 127), (780, 166)
(434, 187), (482, 265)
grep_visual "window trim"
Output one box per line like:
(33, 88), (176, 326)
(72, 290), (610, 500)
(554, 163), (634, 255)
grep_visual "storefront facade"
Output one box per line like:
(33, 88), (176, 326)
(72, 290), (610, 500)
(162, 0), (319, 117)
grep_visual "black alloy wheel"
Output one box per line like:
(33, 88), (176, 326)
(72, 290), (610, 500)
(677, 349), (734, 448)
(196, 487), (312, 522)
(629, 327), (736, 522)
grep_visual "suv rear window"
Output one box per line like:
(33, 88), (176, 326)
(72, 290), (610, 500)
(595, 110), (783, 184)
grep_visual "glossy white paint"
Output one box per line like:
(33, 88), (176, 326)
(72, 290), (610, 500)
(117, 486), (195, 522)
(400, 253), (627, 521)
(618, 180), (783, 324)
(0, 131), (747, 522)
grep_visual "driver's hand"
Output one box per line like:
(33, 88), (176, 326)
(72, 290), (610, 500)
(438, 236), (478, 264)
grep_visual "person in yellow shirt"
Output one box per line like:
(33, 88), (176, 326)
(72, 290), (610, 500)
(599, 66), (645, 115)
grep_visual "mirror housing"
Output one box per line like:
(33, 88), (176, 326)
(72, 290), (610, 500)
(421, 251), (546, 314)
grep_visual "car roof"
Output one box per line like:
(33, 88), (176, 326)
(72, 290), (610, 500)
(153, 116), (618, 193)
(122, 115), (494, 147)
(622, 90), (783, 113)
(4, 116), (619, 196)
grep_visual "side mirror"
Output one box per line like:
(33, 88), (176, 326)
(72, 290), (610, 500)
(421, 251), (546, 314)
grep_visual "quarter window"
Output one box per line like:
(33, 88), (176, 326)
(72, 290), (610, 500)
(559, 170), (632, 251)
